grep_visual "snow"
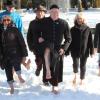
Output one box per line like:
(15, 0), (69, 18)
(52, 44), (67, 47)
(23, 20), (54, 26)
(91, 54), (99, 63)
(0, 9), (100, 100)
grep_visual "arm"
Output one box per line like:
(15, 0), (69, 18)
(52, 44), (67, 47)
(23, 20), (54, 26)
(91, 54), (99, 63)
(62, 21), (72, 51)
(15, 28), (28, 57)
(59, 21), (72, 55)
(27, 21), (36, 51)
(94, 24), (100, 48)
(88, 29), (94, 56)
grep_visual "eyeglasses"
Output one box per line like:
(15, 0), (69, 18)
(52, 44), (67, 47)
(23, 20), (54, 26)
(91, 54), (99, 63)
(3, 19), (11, 22)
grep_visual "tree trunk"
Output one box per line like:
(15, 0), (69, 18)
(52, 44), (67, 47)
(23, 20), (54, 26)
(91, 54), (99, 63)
(0, 0), (3, 10)
(17, 0), (21, 9)
(78, 0), (83, 12)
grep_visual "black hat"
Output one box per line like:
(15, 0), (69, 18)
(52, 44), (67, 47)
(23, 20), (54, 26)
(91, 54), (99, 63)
(6, 0), (13, 7)
(50, 4), (59, 10)
(34, 5), (47, 12)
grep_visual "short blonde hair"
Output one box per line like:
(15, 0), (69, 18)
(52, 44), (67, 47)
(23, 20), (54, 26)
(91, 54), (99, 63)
(74, 12), (86, 24)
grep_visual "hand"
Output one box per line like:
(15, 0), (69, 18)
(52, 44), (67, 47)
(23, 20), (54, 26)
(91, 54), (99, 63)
(22, 57), (26, 64)
(38, 37), (44, 43)
(59, 48), (65, 55)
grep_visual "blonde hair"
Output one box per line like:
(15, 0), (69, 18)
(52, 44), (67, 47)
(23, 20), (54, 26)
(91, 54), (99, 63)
(74, 12), (86, 24)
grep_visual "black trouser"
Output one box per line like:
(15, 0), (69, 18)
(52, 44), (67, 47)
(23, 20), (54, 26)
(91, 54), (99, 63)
(34, 53), (48, 83)
(35, 55), (43, 71)
(4, 58), (21, 84)
(72, 56), (87, 80)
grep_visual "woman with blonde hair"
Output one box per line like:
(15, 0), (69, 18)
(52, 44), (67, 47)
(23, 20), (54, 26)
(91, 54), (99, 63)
(69, 13), (94, 85)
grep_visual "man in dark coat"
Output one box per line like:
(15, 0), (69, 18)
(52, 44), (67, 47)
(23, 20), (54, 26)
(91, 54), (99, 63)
(70, 13), (94, 85)
(94, 23), (100, 76)
(27, 4), (49, 85)
(41, 4), (72, 94)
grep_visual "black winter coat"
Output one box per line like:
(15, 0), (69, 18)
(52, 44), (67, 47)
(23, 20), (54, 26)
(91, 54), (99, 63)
(94, 23), (100, 52)
(41, 17), (72, 86)
(0, 23), (28, 67)
(70, 23), (93, 58)
(42, 17), (72, 51)
(27, 17), (45, 53)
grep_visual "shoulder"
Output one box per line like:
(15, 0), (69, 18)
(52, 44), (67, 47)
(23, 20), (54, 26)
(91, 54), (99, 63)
(84, 24), (91, 30)
(29, 19), (36, 26)
(58, 18), (69, 26)
(11, 12), (21, 19)
(96, 23), (100, 28)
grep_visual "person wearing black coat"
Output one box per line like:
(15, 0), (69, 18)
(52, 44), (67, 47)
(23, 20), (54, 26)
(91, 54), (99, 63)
(27, 5), (49, 85)
(41, 4), (72, 94)
(94, 23), (100, 76)
(0, 15), (28, 94)
(70, 13), (94, 85)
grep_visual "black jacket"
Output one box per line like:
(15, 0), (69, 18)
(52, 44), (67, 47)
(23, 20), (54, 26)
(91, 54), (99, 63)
(42, 17), (72, 51)
(27, 17), (45, 52)
(94, 23), (100, 52)
(41, 17), (72, 86)
(0, 23), (28, 65)
(70, 23), (93, 58)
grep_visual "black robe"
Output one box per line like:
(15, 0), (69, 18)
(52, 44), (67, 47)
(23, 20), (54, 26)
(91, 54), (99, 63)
(42, 17), (72, 86)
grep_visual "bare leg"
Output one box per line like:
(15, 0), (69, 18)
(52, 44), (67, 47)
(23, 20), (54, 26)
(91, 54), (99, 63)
(52, 86), (59, 94)
(73, 73), (77, 85)
(23, 59), (31, 70)
(79, 79), (84, 85)
(18, 75), (25, 83)
(44, 48), (51, 79)
(98, 67), (100, 76)
(9, 83), (14, 94)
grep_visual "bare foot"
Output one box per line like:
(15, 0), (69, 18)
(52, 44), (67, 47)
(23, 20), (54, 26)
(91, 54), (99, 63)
(52, 90), (59, 94)
(46, 71), (51, 79)
(52, 86), (59, 94)
(9, 84), (14, 94)
(10, 87), (14, 94)
(98, 69), (100, 76)
(79, 80), (84, 85)
(18, 76), (25, 83)
(25, 59), (31, 70)
(73, 78), (76, 85)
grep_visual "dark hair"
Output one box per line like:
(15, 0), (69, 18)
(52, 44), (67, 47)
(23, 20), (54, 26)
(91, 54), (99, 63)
(34, 4), (47, 12)
(6, 0), (13, 7)
(50, 4), (59, 10)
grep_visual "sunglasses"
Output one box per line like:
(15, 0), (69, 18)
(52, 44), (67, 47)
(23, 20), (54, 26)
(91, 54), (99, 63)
(3, 19), (11, 22)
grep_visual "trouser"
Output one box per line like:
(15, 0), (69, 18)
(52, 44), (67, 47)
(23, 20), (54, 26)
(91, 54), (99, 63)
(98, 53), (100, 67)
(35, 54), (48, 83)
(35, 55), (43, 71)
(4, 58), (21, 84)
(72, 56), (87, 80)
(42, 60), (49, 83)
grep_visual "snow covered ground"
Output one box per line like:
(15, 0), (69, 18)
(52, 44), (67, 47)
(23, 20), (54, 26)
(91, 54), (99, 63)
(0, 9), (100, 100)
